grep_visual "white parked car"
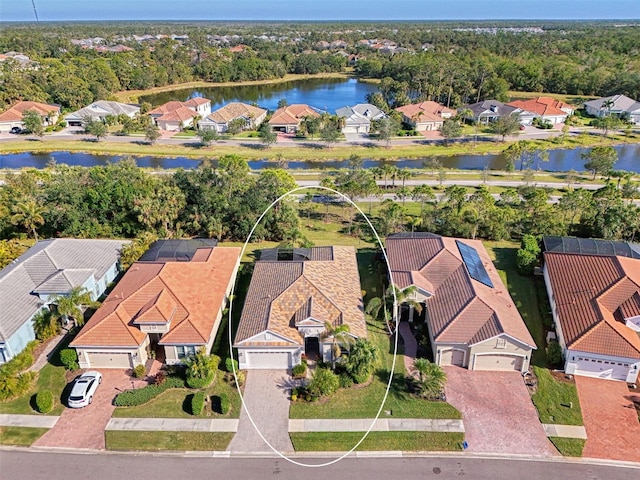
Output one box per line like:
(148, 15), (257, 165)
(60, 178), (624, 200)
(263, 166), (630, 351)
(67, 371), (102, 408)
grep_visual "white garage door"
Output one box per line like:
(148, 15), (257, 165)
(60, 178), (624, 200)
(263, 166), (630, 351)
(440, 349), (465, 366)
(474, 354), (524, 371)
(246, 351), (292, 369)
(574, 356), (630, 381)
(87, 352), (132, 369)
(343, 125), (358, 134)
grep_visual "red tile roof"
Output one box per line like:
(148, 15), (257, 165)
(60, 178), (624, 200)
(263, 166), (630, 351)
(269, 104), (320, 126)
(71, 247), (240, 348)
(544, 252), (640, 359)
(507, 97), (570, 117)
(0, 101), (60, 122)
(395, 101), (455, 122)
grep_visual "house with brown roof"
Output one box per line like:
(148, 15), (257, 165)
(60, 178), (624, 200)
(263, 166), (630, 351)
(386, 233), (536, 372)
(0, 101), (61, 133)
(234, 246), (366, 370)
(268, 104), (321, 133)
(148, 97), (211, 131)
(507, 97), (574, 125)
(199, 102), (267, 133)
(394, 101), (456, 132)
(71, 241), (240, 369)
(543, 237), (640, 383)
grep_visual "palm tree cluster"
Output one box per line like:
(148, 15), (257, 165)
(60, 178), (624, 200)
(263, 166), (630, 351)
(412, 358), (447, 399)
(366, 285), (423, 334)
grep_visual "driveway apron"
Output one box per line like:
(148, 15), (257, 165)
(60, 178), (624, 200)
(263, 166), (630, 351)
(444, 367), (558, 456)
(575, 376), (640, 462)
(229, 369), (294, 453)
(33, 370), (144, 450)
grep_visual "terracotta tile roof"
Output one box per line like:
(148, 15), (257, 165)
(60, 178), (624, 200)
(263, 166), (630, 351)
(157, 106), (200, 123)
(507, 97), (569, 117)
(207, 102), (267, 123)
(269, 104), (320, 126)
(184, 97), (210, 107)
(148, 101), (186, 115)
(71, 246), (240, 348)
(0, 101), (60, 122)
(386, 234), (535, 348)
(234, 246), (366, 346)
(544, 252), (640, 359)
(395, 101), (455, 122)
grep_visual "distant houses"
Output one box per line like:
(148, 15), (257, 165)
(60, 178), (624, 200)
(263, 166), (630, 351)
(584, 94), (640, 124)
(268, 104), (322, 133)
(0, 101), (60, 133)
(65, 101), (140, 127)
(460, 100), (519, 124)
(336, 103), (386, 134)
(199, 102), (267, 133)
(507, 96), (574, 125)
(148, 98), (211, 131)
(395, 101), (456, 131)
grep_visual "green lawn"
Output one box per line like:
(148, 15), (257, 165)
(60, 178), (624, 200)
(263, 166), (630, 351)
(531, 367), (583, 425)
(0, 363), (67, 416)
(290, 431), (464, 451)
(105, 431), (234, 451)
(549, 437), (585, 457)
(0, 426), (48, 446)
(112, 373), (241, 419)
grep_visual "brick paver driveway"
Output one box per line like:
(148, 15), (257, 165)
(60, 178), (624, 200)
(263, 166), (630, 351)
(575, 376), (640, 463)
(33, 370), (144, 450)
(445, 367), (557, 456)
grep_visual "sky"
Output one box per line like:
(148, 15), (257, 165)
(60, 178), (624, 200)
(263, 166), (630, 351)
(1, 1), (639, 22)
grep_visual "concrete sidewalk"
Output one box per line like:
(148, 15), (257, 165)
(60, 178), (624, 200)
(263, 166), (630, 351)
(106, 418), (238, 432)
(0, 414), (59, 428)
(289, 418), (464, 433)
(542, 424), (587, 439)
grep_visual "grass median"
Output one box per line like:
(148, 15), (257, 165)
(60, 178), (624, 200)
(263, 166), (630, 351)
(0, 426), (49, 446)
(549, 437), (585, 457)
(105, 431), (234, 451)
(290, 431), (464, 451)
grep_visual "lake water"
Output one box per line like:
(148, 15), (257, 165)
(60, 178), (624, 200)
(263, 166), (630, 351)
(139, 78), (378, 113)
(2, 144), (639, 172)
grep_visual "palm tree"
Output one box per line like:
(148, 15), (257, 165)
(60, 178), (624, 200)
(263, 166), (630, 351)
(413, 358), (447, 398)
(602, 98), (614, 117)
(344, 338), (380, 383)
(321, 321), (355, 369)
(366, 285), (423, 333)
(11, 200), (46, 241)
(51, 286), (97, 327)
(408, 216), (423, 233)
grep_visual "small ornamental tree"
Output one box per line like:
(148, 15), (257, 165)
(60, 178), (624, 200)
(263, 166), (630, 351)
(547, 340), (563, 367)
(197, 128), (219, 146)
(35, 390), (54, 413)
(22, 110), (44, 137)
(413, 358), (447, 399)
(307, 367), (340, 398)
(516, 234), (541, 275)
(185, 349), (220, 389)
(145, 124), (161, 144)
(440, 118), (463, 145)
(60, 348), (79, 371)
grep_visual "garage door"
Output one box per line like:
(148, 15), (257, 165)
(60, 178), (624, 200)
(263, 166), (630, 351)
(343, 126), (358, 134)
(246, 351), (292, 369)
(87, 352), (132, 368)
(474, 354), (524, 371)
(440, 349), (465, 367)
(574, 356), (630, 381)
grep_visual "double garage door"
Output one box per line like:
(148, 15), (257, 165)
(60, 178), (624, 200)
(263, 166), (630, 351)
(87, 352), (132, 369)
(574, 356), (630, 381)
(244, 351), (293, 369)
(474, 354), (524, 372)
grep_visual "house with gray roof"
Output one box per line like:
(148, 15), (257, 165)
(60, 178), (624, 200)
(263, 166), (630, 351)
(65, 101), (140, 127)
(0, 239), (126, 364)
(335, 103), (387, 134)
(584, 95), (640, 125)
(459, 100), (519, 124)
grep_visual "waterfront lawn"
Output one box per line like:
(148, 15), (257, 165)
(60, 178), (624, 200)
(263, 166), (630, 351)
(290, 431), (464, 452)
(0, 427), (48, 446)
(105, 431), (234, 451)
(531, 367), (583, 425)
(549, 437), (585, 457)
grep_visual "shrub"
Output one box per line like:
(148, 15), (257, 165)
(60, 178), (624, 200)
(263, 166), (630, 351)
(132, 364), (146, 379)
(0, 341), (38, 376)
(35, 390), (54, 413)
(547, 340), (564, 367)
(154, 370), (167, 385)
(307, 367), (340, 398)
(114, 376), (185, 407)
(225, 357), (239, 372)
(0, 372), (37, 401)
(59, 349), (79, 371)
(292, 363), (307, 378)
(219, 393), (230, 414)
(185, 350), (220, 389)
(186, 372), (215, 389)
(339, 373), (354, 389)
(516, 234), (541, 275)
(190, 391), (206, 415)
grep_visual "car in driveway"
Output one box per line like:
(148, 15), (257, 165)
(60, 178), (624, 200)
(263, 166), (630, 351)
(9, 126), (23, 134)
(68, 371), (102, 408)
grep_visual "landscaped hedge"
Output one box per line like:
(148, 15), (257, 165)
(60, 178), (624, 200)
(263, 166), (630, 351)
(59, 349), (79, 371)
(0, 340), (38, 376)
(219, 393), (230, 414)
(186, 372), (215, 389)
(225, 358), (239, 372)
(0, 371), (37, 402)
(292, 363), (307, 378)
(35, 390), (54, 413)
(190, 391), (206, 415)
(114, 376), (185, 407)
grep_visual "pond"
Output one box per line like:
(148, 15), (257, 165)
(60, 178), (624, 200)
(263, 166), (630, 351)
(139, 78), (379, 113)
(2, 144), (639, 172)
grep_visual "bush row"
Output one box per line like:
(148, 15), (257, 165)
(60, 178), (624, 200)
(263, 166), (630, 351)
(114, 376), (185, 407)
(191, 391), (206, 415)
(0, 371), (37, 402)
(0, 340), (38, 376)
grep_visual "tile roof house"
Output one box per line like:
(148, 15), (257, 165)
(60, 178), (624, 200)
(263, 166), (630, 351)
(198, 102), (267, 133)
(394, 101), (456, 131)
(268, 104), (321, 133)
(64, 101), (140, 127)
(335, 103), (387, 134)
(584, 94), (640, 125)
(148, 97), (211, 131)
(0, 239), (126, 364)
(0, 101), (61, 133)
(71, 242), (240, 369)
(234, 246), (366, 369)
(507, 97), (573, 125)
(386, 233), (536, 372)
(543, 238), (640, 383)
(459, 100), (519, 124)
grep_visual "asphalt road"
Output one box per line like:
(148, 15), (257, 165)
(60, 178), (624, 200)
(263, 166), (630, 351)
(1, 450), (638, 480)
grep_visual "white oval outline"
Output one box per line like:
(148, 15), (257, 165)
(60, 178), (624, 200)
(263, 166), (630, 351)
(226, 185), (399, 467)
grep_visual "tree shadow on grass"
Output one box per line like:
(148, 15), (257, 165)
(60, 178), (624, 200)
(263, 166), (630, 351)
(183, 393), (193, 415)
(239, 142), (268, 150)
(300, 142), (326, 150)
(375, 369), (410, 402)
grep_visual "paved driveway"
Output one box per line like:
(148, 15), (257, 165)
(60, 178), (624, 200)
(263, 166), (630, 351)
(229, 369), (294, 453)
(33, 370), (144, 450)
(575, 376), (640, 462)
(444, 367), (557, 456)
